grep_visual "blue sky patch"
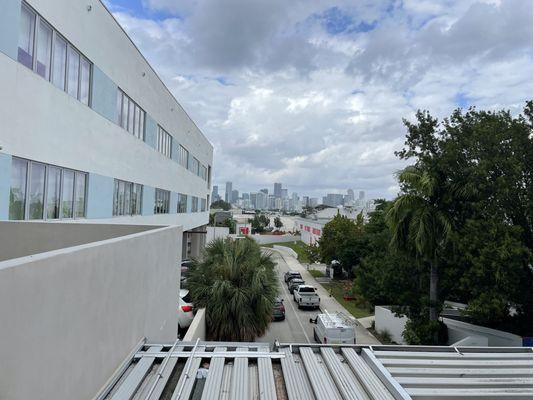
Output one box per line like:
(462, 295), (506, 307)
(454, 92), (469, 108)
(105, 0), (177, 21)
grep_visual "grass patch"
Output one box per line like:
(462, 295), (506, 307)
(321, 281), (373, 319)
(262, 240), (311, 263)
(309, 269), (324, 278)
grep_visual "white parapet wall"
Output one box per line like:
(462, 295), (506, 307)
(444, 317), (522, 347)
(252, 234), (302, 245)
(206, 226), (230, 243)
(273, 245), (298, 258)
(374, 306), (409, 344)
(0, 222), (181, 400)
(183, 308), (207, 341)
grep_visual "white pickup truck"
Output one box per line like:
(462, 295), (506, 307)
(293, 285), (320, 309)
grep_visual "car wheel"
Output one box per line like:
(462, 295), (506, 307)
(297, 301), (301, 309)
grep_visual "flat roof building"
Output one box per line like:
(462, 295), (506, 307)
(0, 0), (213, 259)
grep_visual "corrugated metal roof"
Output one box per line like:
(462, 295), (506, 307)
(101, 342), (533, 400)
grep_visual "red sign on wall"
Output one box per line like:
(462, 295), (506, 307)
(239, 227), (250, 235)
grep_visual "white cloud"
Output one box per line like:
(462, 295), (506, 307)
(109, 0), (533, 199)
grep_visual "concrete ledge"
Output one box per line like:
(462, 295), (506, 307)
(183, 308), (206, 341)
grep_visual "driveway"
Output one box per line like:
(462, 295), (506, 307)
(259, 247), (381, 346)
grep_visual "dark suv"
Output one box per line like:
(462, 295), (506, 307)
(272, 298), (285, 321)
(284, 271), (302, 283)
(288, 278), (305, 294)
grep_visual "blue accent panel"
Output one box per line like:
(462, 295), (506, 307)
(0, 0), (20, 60)
(86, 173), (114, 219)
(171, 139), (179, 163)
(142, 186), (155, 215)
(0, 153), (12, 220)
(144, 115), (157, 149)
(170, 192), (177, 214)
(91, 66), (118, 123)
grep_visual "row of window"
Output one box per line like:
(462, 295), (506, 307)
(8, 157), (208, 220)
(16, 3), (210, 186)
(9, 157), (87, 220)
(117, 89), (145, 140)
(113, 179), (143, 216)
(19, 2), (91, 105)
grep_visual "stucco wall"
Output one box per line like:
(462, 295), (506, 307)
(0, 224), (181, 400)
(444, 317), (522, 347)
(375, 306), (408, 345)
(252, 235), (302, 245)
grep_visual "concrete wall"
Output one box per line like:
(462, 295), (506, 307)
(444, 317), (522, 347)
(0, 223), (181, 400)
(183, 308), (207, 341)
(252, 234), (302, 245)
(0, 152), (11, 220)
(206, 226), (230, 243)
(375, 306), (408, 345)
(295, 218), (325, 245)
(273, 245), (298, 258)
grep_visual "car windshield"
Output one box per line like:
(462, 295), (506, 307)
(299, 287), (315, 293)
(291, 280), (304, 285)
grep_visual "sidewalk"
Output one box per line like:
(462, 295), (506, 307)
(270, 246), (380, 345)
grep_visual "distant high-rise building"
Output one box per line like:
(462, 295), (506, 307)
(260, 188), (268, 195)
(346, 189), (354, 202)
(256, 191), (268, 210)
(323, 193), (344, 207)
(359, 190), (365, 201)
(302, 196), (309, 207)
(309, 198), (318, 207)
(225, 182), (232, 203)
(281, 188), (288, 199)
(231, 189), (239, 203)
(212, 185), (220, 202)
(242, 193), (250, 200)
(274, 183), (282, 198)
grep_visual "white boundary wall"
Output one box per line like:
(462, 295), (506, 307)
(375, 306), (408, 345)
(0, 224), (180, 400)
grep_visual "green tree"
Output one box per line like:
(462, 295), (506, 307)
(318, 213), (368, 277)
(274, 216), (283, 229)
(187, 238), (278, 341)
(251, 214), (270, 234)
(211, 200), (231, 211)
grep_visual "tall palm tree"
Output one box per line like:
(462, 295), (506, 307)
(387, 166), (454, 322)
(187, 237), (278, 341)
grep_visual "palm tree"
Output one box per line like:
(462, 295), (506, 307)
(387, 166), (454, 322)
(187, 237), (278, 341)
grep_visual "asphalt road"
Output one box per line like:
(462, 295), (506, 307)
(258, 251), (320, 346)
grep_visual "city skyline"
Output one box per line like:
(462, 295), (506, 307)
(105, 1), (533, 199)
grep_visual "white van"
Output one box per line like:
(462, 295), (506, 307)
(310, 312), (356, 344)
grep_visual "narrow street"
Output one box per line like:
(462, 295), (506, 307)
(258, 251), (318, 345)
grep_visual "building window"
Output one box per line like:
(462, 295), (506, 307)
(18, 3), (35, 69)
(18, 2), (92, 105)
(9, 157), (87, 220)
(112, 179), (142, 216)
(178, 145), (189, 169)
(154, 189), (170, 214)
(116, 89), (145, 140)
(191, 196), (198, 212)
(157, 126), (172, 158)
(199, 164), (207, 180)
(177, 193), (188, 213)
(189, 156), (200, 175)
(200, 198), (206, 212)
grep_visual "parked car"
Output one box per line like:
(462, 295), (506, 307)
(178, 289), (194, 330)
(310, 313), (356, 344)
(293, 285), (320, 309)
(288, 278), (305, 294)
(284, 270), (302, 283)
(286, 273), (303, 287)
(272, 298), (285, 321)
(180, 260), (193, 289)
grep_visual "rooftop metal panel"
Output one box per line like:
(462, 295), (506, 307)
(110, 346), (162, 400)
(299, 347), (343, 400)
(107, 342), (533, 400)
(201, 347), (227, 400)
(230, 347), (249, 400)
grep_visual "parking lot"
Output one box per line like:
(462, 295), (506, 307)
(258, 251), (321, 345)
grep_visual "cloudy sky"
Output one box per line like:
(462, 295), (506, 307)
(106, 0), (533, 200)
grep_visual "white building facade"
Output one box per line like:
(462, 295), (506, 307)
(0, 0), (213, 258)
